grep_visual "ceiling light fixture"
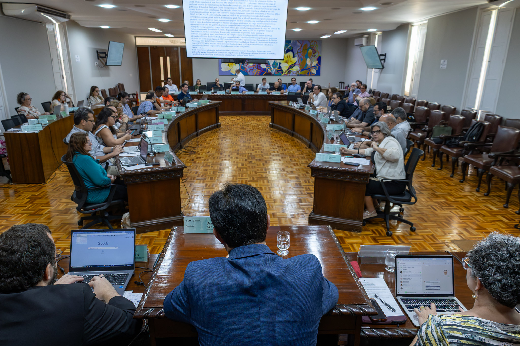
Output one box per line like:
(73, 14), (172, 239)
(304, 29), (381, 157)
(320, 35), (331, 38)
(165, 34), (174, 37)
(295, 7), (311, 11)
(292, 28), (303, 31)
(307, 20), (320, 24)
(158, 18), (171, 22)
(165, 4), (180, 8)
(148, 28), (163, 32)
(100, 26), (110, 29)
(360, 7), (377, 11)
(367, 29), (377, 32)
(499, 0), (515, 7)
(98, 4), (116, 8)
(334, 30), (347, 34)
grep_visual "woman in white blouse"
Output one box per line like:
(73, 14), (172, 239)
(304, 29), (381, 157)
(341, 121), (406, 219)
(16, 92), (49, 119)
(88, 86), (104, 107)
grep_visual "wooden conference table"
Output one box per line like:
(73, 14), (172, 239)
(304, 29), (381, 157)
(269, 101), (374, 232)
(134, 225), (375, 346)
(193, 92), (287, 115)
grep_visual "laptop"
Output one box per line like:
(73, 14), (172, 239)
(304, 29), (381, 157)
(69, 229), (136, 295)
(77, 100), (84, 107)
(120, 137), (147, 166)
(339, 132), (356, 150)
(395, 255), (466, 327)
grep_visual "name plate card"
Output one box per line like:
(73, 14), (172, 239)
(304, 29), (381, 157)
(323, 144), (349, 152)
(186, 102), (198, 108)
(305, 105), (311, 111)
(176, 107), (186, 112)
(184, 216), (214, 233)
(149, 137), (163, 144)
(40, 114), (57, 121)
(315, 153), (341, 163)
(38, 119), (49, 125)
(258, 91), (268, 95)
(199, 100), (210, 105)
(231, 91), (240, 94)
(22, 124), (43, 132)
(159, 113), (174, 120)
(152, 119), (166, 125)
(153, 144), (170, 152)
(61, 111), (69, 117)
(147, 124), (164, 131)
(150, 130), (162, 137)
(319, 115), (330, 124)
(309, 110), (318, 116)
(326, 124), (345, 131)
(28, 119), (38, 125)
(216, 91), (225, 95)
(272, 91), (281, 95)
(164, 152), (174, 164)
(204, 91), (212, 94)
(246, 91), (255, 94)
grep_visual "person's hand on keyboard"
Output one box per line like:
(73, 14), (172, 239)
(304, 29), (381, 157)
(54, 274), (84, 285)
(414, 302), (437, 326)
(89, 275), (119, 303)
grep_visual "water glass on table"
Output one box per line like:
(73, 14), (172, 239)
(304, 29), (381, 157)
(277, 230), (290, 257)
(385, 250), (398, 272)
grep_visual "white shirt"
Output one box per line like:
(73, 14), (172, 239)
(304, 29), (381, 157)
(364, 136), (406, 181)
(166, 83), (178, 93)
(232, 72), (245, 86)
(311, 92), (327, 108)
(257, 83), (269, 91)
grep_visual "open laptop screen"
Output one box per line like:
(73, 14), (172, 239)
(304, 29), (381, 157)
(70, 230), (135, 271)
(395, 255), (454, 296)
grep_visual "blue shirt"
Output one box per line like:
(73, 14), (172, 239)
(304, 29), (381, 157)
(231, 86), (248, 93)
(164, 244), (338, 346)
(137, 101), (154, 115)
(348, 89), (361, 103)
(287, 84), (301, 92)
(72, 153), (111, 204)
(177, 91), (192, 102)
(122, 103), (133, 118)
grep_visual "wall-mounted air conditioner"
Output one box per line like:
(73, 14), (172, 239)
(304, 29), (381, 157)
(1, 3), (70, 23)
(354, 37), (367, 46)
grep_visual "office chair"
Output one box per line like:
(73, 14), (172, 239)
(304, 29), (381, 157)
(363, 148), (423, 236)
(41, 101), (52, 113)
(17, 113), (28, 123)
(15, 107), (20, 114)
(404, 139), (414, 160)
(10, 116), (22, 127)
(62, 155), (125, 229)
(1, 119), (16, 131)
(131, 106), (139, 115)
(0, 153), (12, 184)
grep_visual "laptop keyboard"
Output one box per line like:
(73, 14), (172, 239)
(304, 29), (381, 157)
(80, 273), (128, 285)
(401, 298), (462, 312)
(120, 156), (145, 166)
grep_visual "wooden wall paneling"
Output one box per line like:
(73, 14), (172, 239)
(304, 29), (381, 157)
(312, 121), (324, 150)
(179, 47), (193, 85)
(149, 47), (166, 90)
(137, 47), (152, 92)
(127, 179), (182, 224)
(5, 132), (45, 183)
(273, 108), (294, 131)
(167, 121), (180, 150)
(179, 115), (197, 143)
(197, 108), (217, 131)
(294, 114), (312, 142)
(165, 47), (181, 86)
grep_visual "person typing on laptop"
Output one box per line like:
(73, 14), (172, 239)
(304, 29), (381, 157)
(0, 223), (141, 346)
(411, 233), (520, 346)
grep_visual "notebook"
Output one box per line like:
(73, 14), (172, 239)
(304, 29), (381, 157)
(69, 229), (135, 295)
(395, 255), (466, 326)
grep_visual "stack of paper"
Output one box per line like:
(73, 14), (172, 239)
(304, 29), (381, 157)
(359, 278), (403, 316)
(123, 291), (144, 308)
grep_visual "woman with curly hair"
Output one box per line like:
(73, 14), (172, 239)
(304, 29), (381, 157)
(412, 233), (520, 345)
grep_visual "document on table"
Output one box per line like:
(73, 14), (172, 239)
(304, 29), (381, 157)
(127, 138), (141, 143)
(123, 291), (143, 308)
(123, 146), (139, 153)
(341, 157), (371, 165)
(119, 152), (140, 157)
(123, 164), (146, 171)
(359, 278), (403, 316)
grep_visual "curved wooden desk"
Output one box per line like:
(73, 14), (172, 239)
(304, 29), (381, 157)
(269, 101), (374, 232)
(4, 115), (74, 184)
(119, 102), (220, 230)
(193, 93), (287, 115)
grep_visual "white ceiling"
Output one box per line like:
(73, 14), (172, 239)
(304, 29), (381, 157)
(1, 0), (498, 38)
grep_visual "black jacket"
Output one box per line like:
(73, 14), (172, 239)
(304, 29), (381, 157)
(331, 100), (357, 118)
(0, 284), (141, 346)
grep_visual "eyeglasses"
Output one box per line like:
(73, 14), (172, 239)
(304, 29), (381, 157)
(462, 257), (471, 270)
(87, 119), (95, 123)
(26, 98), (33, 101)
(371, 130), (382, 135)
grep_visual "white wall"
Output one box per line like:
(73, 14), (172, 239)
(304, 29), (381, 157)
(378, 24), (409, 95)
(192, 38), (349, 88)
(66, 21), (139, 103)
(344, 38), (368, 85)
(496, 9), (520, 118)
(0, 14), (55, 115)
(417, 7), (479, 111)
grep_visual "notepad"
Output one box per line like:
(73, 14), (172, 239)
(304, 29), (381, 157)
(359, 278), (403, 317)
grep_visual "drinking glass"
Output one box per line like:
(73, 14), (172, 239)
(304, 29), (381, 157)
(277, 230), (290, 256)
(385, 250), (398, 272)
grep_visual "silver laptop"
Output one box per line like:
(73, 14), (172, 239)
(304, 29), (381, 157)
(53, 105), (61, 116)
(395, 255), (466, 327)
(77, 100), (84, 107)
(69, 229), (135, 295)
(120, 137), (147, 166)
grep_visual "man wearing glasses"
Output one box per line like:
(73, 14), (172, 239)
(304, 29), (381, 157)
(287, 77), (301, 93)
(64, 107), (123, 165)
(346, 98), (374, 128)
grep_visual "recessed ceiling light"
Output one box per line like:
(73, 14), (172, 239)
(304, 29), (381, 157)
(381, 2), (394, 5)
(292, 28), (303, 31)
(158, 18), (171, 22)
(98, 4), (116, 8)
(320, 35), (331, 38)
(165, 4), (180, 8)
(360, 7), (377, 11)
(165, 34), (174, 37)
(367, 29), (377, 32)
(307, 20), (320, 24)
(334, 30), (347, 34)
(295, 7), (311, 11)
(148, 28), (162, 32)
(100, 26), (110, 29)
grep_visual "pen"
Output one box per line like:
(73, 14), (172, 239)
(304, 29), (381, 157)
(374, 293), (395, 312)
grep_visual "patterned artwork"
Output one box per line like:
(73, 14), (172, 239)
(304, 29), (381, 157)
(219, 40), (321, 76)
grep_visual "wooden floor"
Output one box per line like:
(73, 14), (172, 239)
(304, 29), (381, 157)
(1, 115), (519, 255)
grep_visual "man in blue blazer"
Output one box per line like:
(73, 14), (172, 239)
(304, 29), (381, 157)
(163, 184), (338, 346)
